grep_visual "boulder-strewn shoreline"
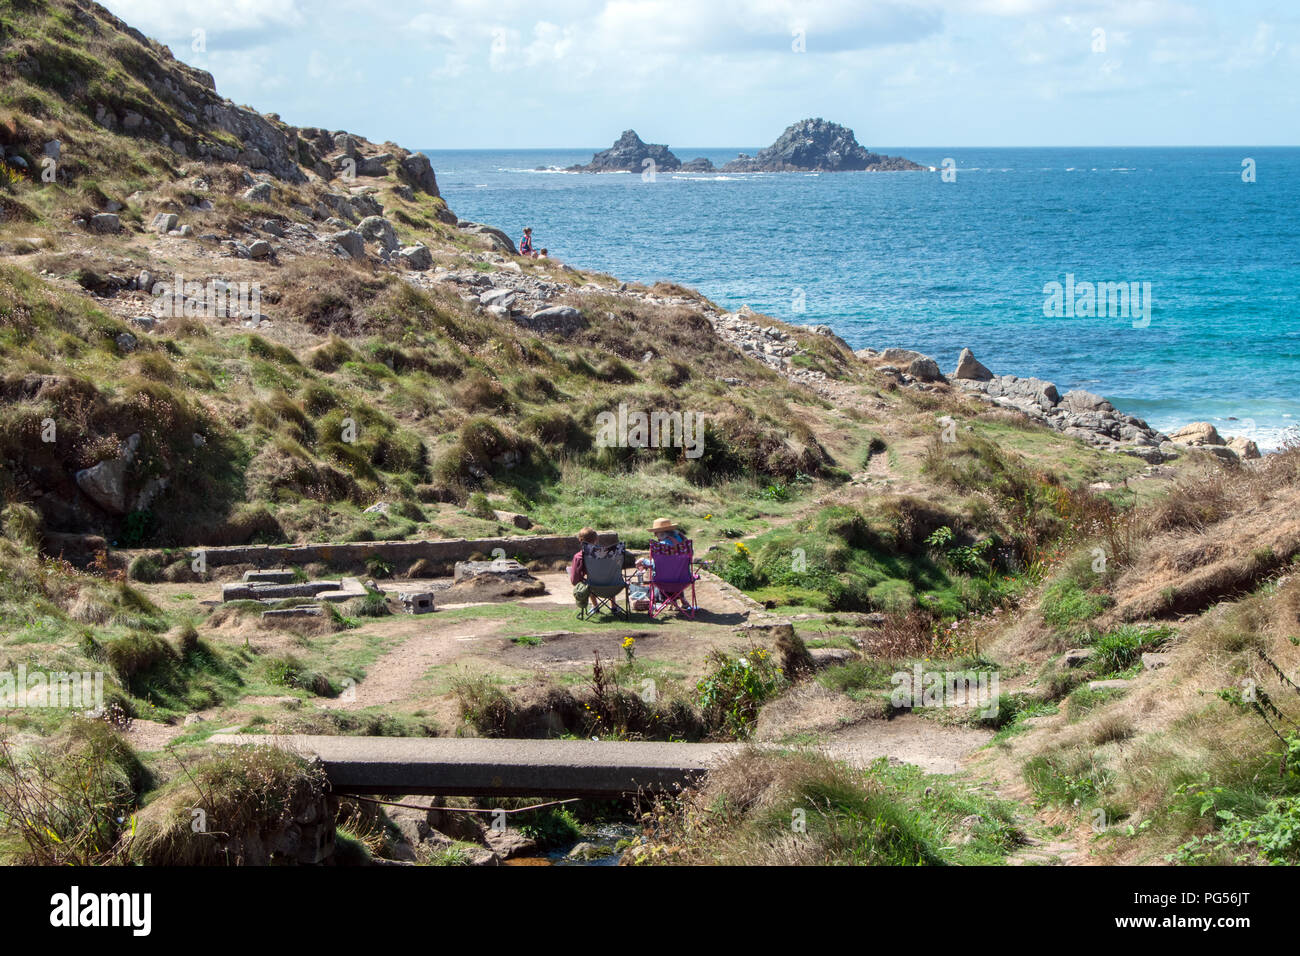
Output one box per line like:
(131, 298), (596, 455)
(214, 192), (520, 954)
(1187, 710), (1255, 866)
(851, 344), (1262, 463)
(669, 300), (1264, 464)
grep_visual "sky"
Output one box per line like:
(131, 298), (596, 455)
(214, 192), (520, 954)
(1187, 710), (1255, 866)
(99, 0), (1299, 149)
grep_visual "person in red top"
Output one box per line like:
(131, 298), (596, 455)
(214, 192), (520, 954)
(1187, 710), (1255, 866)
(519, 226), (536, 257)
(569, 526), (598, 610)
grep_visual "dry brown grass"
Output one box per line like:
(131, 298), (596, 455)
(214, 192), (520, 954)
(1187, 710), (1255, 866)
(1108, 485), (1300, 622)
(859, 609), (938, 657)
(993, 570), (1300, 863)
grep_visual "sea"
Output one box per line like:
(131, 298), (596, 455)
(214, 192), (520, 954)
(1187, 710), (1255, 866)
(422, 146), (1300, 450)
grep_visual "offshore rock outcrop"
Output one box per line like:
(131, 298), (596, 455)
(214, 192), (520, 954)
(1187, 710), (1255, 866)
(568, 130), (683, 173)
(721, 118), (923, 172)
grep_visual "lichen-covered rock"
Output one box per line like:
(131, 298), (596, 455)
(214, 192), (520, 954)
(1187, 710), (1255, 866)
(357, 215), (398, 252)
(457, 221), (518, 255)
(399, 244), (433, 270)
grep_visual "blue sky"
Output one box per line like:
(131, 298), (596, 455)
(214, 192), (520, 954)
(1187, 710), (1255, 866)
(101, 0), (1299, 148)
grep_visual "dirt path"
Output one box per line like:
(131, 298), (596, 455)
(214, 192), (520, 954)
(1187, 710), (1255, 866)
(321, 616), (504, 710)
(120, 718), (187, 752)
(820, 714), (993, 775)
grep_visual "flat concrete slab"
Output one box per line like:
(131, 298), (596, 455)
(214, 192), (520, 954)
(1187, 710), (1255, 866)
(244, 569), (296, 584)
(207, 734), (741, 797)
(316, 577), (367, 603)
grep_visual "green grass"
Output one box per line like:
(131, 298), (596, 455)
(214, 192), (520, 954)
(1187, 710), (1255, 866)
(1023, 749), (1116, 812)
(1066, 686), (1128, 722)
(984, 696), (1059, 742)
(1086, 624), (1173, 677)
(816, 658), (900, 701)
(1040, 555), (1114, 628)
(643, 751), (1024, 865)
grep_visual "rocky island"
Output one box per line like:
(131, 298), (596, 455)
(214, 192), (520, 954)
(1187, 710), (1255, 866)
(570, 119), (923, 175)
(567, 129), (687, 173)
(721, 118), (923, 172)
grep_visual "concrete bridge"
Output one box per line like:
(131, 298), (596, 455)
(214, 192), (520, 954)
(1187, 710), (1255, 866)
(208, 734), (741, 798)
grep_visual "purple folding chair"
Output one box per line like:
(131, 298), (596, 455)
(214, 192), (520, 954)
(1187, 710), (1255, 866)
(646, 539), (699, 620)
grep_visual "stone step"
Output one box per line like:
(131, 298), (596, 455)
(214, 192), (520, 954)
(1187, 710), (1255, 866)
(315, 577), (367, 603)
(261, 606), (324, 620)
(244, 569), (296, 584)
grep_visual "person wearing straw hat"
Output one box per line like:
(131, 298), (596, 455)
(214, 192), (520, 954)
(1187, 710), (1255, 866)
(637, 518), (686, 570)
(648, 518), (686, 545)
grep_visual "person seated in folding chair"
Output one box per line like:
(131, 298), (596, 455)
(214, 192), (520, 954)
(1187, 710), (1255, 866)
(569, 527), (599, 614)
(637, 518), (699, 620)
(571, 528), (630, 619)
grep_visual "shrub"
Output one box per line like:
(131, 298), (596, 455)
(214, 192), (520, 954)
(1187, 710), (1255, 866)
(466, 492), (496, 521)
(104, 631), (177, 685)
(0, 720), (145, 865)
(352, 588), (391, 617)
(697, 646), (786, 738)
(1, 503), (40, 549)
(130, 747), (328, 865)
(457, 372), (512, 412)
(127, 554), (162, 582)
(450, 675), (511, 737)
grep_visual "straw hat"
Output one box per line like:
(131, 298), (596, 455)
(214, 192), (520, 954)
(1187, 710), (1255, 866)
(648, 518), (678, 533)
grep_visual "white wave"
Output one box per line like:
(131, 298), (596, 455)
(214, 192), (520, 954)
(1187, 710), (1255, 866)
(1208, 418), (1300, 453)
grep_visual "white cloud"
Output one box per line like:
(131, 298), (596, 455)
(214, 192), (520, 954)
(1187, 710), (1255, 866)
(97, 0), (1300, 147)
(102, 0), (305, 49)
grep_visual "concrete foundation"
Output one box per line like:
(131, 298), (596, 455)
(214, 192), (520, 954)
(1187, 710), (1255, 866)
(207, 734), (739, 798)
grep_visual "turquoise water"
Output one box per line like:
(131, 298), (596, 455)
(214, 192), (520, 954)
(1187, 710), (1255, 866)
(426, 147), (1300, 449)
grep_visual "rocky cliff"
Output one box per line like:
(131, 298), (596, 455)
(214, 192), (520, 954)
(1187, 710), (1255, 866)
(0, 0), (441, 196)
